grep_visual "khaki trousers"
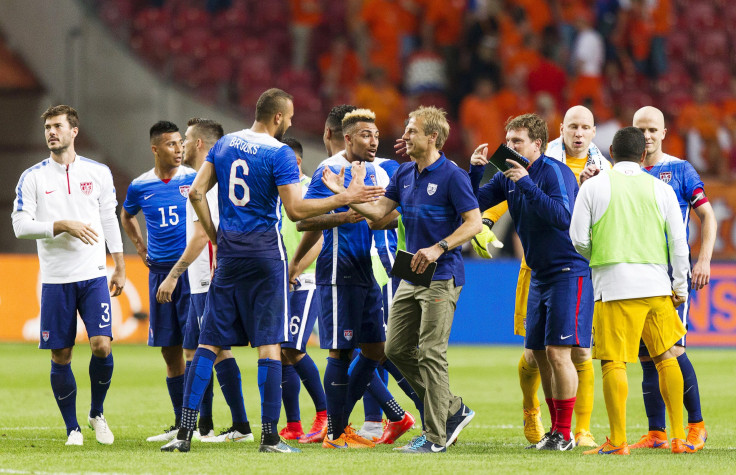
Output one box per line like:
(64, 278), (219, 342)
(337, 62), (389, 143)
(384, 279), (463, 446)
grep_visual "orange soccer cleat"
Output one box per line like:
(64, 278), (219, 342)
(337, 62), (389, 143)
(279, 421), (304, 440)
(686, 421), (707, 451)
(298, 425), (327, 444)
(629, 430), (670, 449)
(583, 437), (630, 455)
(671, 438), (697, 454)
(374, 412), (415, 445)
(322, 425), (376, 449)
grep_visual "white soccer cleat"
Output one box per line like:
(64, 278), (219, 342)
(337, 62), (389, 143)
(146, 426), (179, 442)
(200, 427), (254, 443)
(357, 421), (385, 441)
(195, 429), (215, 441)
(88, 414), (114, 445)
(66, 428), (83, 446)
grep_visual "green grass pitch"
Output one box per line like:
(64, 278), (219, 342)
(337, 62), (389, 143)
(0, 343), (733, 473)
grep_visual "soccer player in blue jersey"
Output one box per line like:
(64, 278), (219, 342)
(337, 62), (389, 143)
(470, 113), (594, 451)
(290, 108), (415, 449)
(322, 106), (482, 454)
(120, 121), (196, 442)
(159, 88), (384, 453)
(155, 118), (253, 443)
(626, 106), (716, 452)
(277, 137), (328, 442)
(13, 105), (125, 446)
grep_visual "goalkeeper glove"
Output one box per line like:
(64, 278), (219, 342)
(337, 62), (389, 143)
(471, 218), (503, 259)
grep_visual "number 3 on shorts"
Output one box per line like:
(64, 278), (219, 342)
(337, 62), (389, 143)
(101, 302), (111, 323)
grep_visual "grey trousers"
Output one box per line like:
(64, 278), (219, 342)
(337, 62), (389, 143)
(384, 279), (463, 446)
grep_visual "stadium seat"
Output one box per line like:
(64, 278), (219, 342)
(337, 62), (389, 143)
(201, 55), (234, 85)
(132, 6), (169, 34)
(212, 4), (249, 32)
(279, 68), (316, 91)
(130, 25), (173, 64)
(666, 30), (690, 61)
(167, 27), (211, 60)
(173, 7), (211, 32)
(700, 61), (730, 89)
(683, 3), (717, 32)
(97, 0), (136, 35)
(695, 31), (729, 60)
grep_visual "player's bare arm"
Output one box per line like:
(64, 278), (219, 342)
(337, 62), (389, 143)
(109, 252), (126, 297)
(367, 210), (399, 230)
(188, 161), (218, 243)
(53, 220), (99, 245)
(119, 209), (148, 266)
(156, 221), (209, 303)
(692, 201), (717, 290)
(411, 208), (482, 274)
(289, 230), (322, 285)
(321, 162), (397, 221)
(295, 209), (364, 232)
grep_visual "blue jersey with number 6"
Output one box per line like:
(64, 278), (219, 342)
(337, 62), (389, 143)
(206, 129), (300, 260)
(122, 166), (196, 263)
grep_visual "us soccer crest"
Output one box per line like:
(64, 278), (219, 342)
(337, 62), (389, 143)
(179, 185), (191, 198)
(659, 172), (672, 183)
(80, 181), (93, 195)
(369, 174), (376, 185)
(427, 183), (438, 196)
(344, 329), (353, 341)
(42, 331), (50, 342)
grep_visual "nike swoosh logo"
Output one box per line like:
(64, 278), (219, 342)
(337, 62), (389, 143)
(45, 190), (55, 194)
(561, 334), (573, 340)
(325, 440), (347, 448)
(652, 441), (666, 448)
(99, 323), (111, 328)
(601, 447), (621, 454)
(430, 444), (445, 452)
(144, 194), (155, 200)
(330, 382), (348, 386)
(98, 378), (112, 385)
(684, 385), (693, 394)
(403, 184), (410, 188)
(57, 390), (76, 400)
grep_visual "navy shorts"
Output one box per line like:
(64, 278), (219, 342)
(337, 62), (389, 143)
(525, 274), (594, 351)
(39, 276), (113, 350)
(318, 283), (385, 350)
(199, 256), (288, 348)
(148, 263), (190, 347)
(282, 284), (320, 353)
(183, 293), (232, 351)
(639, 286), (691, 357)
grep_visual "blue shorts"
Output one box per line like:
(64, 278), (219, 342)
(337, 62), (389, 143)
(148, 262), (190, 347)
(317, 283), (385, 350)
(199, 256), (288, 348)
(639, 286), (691, 357)
(525, 274), (594, 351)
(183, 293), (232, 351)
(39, 276), (113, 350)
(382, 276), (401, 324)
(282, 285), (320, 353)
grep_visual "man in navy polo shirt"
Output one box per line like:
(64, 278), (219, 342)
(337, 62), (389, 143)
(322, 106), (482, 454)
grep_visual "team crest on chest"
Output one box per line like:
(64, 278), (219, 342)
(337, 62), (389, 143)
(427, 183), (438, 196)
(369, 174), (376, 186)
(659, 172), (672, 183)
(344, 329), (353, 341)
(80, 182), (93, 195)
(179, 185), (191, 198)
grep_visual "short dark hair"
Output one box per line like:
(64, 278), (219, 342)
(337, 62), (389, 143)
(326, 104), (357, 133)
(281, 137), (303, 158)
(505, 113), (548, 153)
(42, 105), (79, 128)
(611, 126), (646, 163)
(255, 88), (293, 122)
(150, 120), (179, 144)
(187, 117), (224, 145)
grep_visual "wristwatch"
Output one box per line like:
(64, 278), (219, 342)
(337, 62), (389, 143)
(437, 239), (449, 252)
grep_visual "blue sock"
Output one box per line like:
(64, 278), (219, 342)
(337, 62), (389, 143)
(200, 372), (214, 421)
(641, 360), (667, 431)
(181, 348), (216, 431)
(364, 370), (404, 422)
(215, 358), (248, 424)
(294, 353), (327, 412)
(88, 353), (113, 418)
(282, 364), (301, 422)
(383, 359), (424, 425)
(349, 352), (382, 421)
(324, 357), (349, 439)
(166, 374), (185, 425)
(50, 361), (79, 435)
(677, 353), (703, 423)
(344, 354), (381, 422)
(257, 358), (282, 437)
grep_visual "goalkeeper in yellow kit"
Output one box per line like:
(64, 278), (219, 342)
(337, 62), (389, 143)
(472, 106), (610, 447)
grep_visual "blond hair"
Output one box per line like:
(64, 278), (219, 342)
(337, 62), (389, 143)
(341, 108), (376, 135)
(409, 106), (450, 149)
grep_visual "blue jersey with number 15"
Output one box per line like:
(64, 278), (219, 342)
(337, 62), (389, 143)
(122, 166), (196, 263)
(206, 129), (300, 260)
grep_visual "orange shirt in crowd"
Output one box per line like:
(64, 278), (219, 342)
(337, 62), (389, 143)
(319, 48), (363, 91)
(360, 0), (404, 83)
(424, 0), (466, 47)
(515, 0), (552, 33)
(290, 0), (323, 26)
(459, 95), (505, 153)
(494, 87), (534, 121)
(678, 102), (722, 140)
(651, 0), (673, 35)
(352, 80), (405, 137)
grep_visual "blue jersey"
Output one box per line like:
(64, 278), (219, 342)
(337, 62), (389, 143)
(306, 152), (389, 286)
(123, 166), (196, 263)
(206, 129), (300, 260)
(385, 153), (478, 286)
(472, 155), (589, 283)
(642, 153), (705, 241)
(372, 157), (400, 272)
